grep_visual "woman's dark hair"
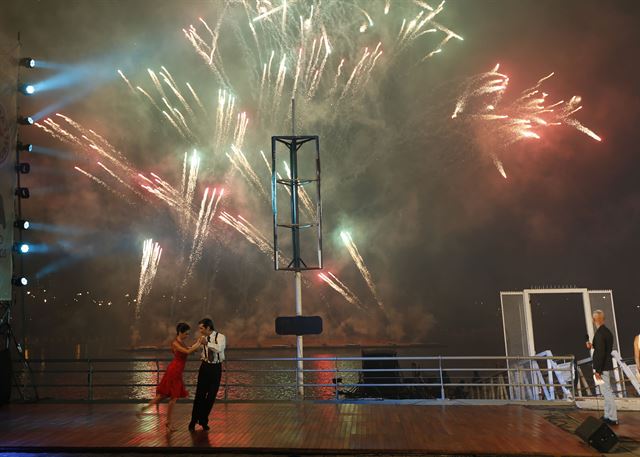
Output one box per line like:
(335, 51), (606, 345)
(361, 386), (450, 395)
(176, 322), (191, 334)
(198, 318), (214, 330)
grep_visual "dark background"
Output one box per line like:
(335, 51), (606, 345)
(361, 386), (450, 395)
(1, 0), (639, 357)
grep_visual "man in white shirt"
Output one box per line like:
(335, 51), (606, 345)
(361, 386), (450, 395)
(189, 318), (226, 431)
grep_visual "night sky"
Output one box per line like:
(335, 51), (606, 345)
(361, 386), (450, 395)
(2, 0), (640, 356)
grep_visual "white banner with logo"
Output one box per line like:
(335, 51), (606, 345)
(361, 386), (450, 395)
(0, 44), (18, 301)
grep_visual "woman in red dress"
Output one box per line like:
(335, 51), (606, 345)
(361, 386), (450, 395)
(137, 322), (202, 431)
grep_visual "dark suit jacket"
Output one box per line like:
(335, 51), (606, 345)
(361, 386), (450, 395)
(592, 324), (614, 373)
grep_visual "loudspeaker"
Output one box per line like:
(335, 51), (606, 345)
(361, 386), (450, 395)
(575, 416), (618, 452)
(275, 316), (323, 335)
(0, 349), (11, 405)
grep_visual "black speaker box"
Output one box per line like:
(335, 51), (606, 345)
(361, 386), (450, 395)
(575, 416), (618, 452)
(0, 349), (11, 405)
(275, 316), (323, 335)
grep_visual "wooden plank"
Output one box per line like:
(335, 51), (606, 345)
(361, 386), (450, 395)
(0, 402), (599, 456)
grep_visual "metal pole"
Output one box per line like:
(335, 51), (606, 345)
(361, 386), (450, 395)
(88, 360), (93, 401)
(334, 357), (339, 401)
(291, 97), (303, 400)
(295, 271), (303, 399)
(570, 356), (576, 401)
(15, 32), (26, 353)
(224, 361), (228, 401)
(291, 97), (295, 136)
(439, 356), (445, 400)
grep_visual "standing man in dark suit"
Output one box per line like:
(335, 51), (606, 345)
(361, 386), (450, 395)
(189, 318), (226, 431)
(586, 309), (618, 425)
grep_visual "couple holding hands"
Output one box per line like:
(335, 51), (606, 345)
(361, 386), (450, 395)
(138, 318), (226, 432)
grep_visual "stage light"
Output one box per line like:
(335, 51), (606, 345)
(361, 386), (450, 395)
(11, 276), (28, 287)
(20, 58), (35, 68)
(17, 142), (33, 152)
(18, 116), (34, 125)
(16, 163), (30, 174)
(15, 187), (30, 198)
(14, 220), (30, 230)
(13, 243), (29, 254)
(19, 84), (35, 95)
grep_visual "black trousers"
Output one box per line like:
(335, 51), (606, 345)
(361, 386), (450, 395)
(191, 362), (222, 425)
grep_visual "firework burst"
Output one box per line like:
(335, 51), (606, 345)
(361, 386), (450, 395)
(452, 64), (601, 177)
(183, 187), (224, 285)
(319, 271), (364, 309)
(340, 231), (383, 309)
(136, 238), (163, 319)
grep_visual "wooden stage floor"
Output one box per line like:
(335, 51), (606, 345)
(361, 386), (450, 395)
(0, 402), (626, 456)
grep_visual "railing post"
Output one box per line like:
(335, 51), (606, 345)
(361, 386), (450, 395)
(546, 358), (554, 400)
(21, 354), (599, 404)
(223, 361), (228, 401)
(334, 357), (339, 401)
(570, 357), (576, 401)
(155, 359), (160, 385)
(518, 366), (523, 400)
(87, 360), (93, 401)
(438, 356), (445, 400)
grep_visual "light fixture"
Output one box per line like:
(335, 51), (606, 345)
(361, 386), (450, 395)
(17, 142), (33, 152)
(11, 276), (28, 287)
(19, 84), (35, 95)
(16, 163), (30, 174)
(20, 58), (35, 68)
(18, 116), (34, 125)
(14, 219), (30, 230)
(15, 187), (30, 198)
(13, 243), (29, 254)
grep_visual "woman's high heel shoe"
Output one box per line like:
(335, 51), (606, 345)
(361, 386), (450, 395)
(165, 422), (177, 432)
(135, 405), (147, 418)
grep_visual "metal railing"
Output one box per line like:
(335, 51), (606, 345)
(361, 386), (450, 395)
(11, 354), (576, 403)
(575, 352), (640, 398)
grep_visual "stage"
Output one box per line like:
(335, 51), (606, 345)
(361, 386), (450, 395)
(3, 402), (637, 456)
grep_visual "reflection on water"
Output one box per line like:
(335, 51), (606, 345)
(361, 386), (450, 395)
(130, 360), (164, 399)
(13, 345), (455, 401)
(19, 354), (354, 401)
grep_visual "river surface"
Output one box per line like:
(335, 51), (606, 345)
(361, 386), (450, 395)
(15, 343), (498, 401)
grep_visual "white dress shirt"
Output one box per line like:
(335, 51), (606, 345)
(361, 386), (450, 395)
(201, 331), (226, 364)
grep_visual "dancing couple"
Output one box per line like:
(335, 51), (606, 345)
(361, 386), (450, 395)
(137, 318), (226, 432)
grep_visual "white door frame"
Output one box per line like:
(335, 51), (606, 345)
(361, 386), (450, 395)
(501, 288), (623, 397)
(522, 288), (596, 356)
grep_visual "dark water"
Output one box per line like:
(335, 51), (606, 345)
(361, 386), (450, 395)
(14, 343), (499, 401)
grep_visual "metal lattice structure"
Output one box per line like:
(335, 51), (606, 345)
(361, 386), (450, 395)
(270, 100), (323, 399)
(271, 135), (322, 272)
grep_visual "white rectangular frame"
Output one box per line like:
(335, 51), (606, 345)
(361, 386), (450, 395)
(501, 288), (623, 398)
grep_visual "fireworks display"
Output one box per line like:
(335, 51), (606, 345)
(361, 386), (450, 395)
(30, 0), (606, 340)
(183, 0), (462, 130)
(340, 231), (383, 309)
(183, 187), (224, 285)
(36, 1), (467, 312)
(135, 239), (162, 319)
(219, 211), (273, 256)
(319, 272), (363, 309)
(452, 64), (602, 178)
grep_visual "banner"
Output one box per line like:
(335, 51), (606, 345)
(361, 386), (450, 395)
(0, 43), (18, 301)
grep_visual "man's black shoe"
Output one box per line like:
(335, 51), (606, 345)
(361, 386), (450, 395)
(604, 418), (619, 426)
(201, 423), (210, 431)
(188, 421), (196, 431)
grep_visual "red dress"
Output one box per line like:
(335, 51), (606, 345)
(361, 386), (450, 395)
(156, 340), (189, 398)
